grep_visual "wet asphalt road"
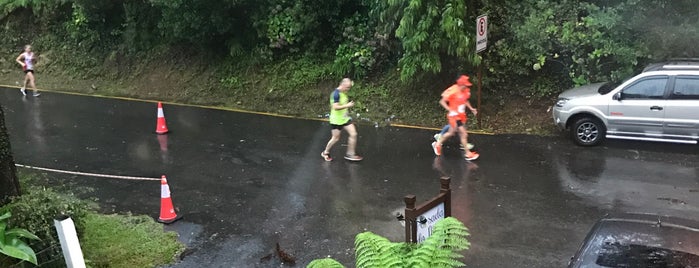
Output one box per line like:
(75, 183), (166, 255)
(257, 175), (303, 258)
(2, 88), (699, 267)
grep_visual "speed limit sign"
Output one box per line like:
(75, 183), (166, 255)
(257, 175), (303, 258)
(476, 15), (488, 53)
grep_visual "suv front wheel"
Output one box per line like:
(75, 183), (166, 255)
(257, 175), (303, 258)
(571, 117), (606, 146)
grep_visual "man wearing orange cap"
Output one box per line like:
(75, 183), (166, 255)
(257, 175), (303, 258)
(431, 75), (479, 160)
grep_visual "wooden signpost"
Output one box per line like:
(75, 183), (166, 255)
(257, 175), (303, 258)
(404, 177), (452, 243)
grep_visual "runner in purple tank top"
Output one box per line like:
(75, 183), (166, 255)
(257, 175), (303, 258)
(15, 45), (40, 97)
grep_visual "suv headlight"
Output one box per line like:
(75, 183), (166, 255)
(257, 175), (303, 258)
(555, 98), (569, 107)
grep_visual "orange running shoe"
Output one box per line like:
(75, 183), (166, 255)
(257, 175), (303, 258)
(431, 142), (442, 156)
(465, 151), (479, 161)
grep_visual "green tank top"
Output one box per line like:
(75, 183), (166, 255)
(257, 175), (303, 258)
(329, 89), (351, 125)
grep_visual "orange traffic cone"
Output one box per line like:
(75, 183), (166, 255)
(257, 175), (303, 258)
(155, 102), (169, 134)
(158, 175), (181, 224)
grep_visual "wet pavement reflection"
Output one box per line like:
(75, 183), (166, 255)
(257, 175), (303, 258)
(1, 89), (698, 267)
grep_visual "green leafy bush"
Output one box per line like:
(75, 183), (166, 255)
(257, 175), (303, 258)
(264, 2), (305, 50)
(2, 185), (92, 267)
(377, 0), (476, 81)
(332, 14), (377, 77)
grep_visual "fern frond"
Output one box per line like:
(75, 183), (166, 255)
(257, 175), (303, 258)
(307, 258), (345, 268)
(350, 218), (470, 267)
(407, 217), (470, 267)
(355, 232), (404, 268)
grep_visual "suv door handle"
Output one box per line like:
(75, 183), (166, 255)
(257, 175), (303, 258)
(650, 106), (663, 111)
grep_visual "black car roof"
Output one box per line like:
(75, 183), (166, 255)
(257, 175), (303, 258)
(594, 213), (699, 254)
(601, 213), (699, 231)
(570, 213), (699, 267)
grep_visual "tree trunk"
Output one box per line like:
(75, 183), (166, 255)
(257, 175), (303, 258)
(0, 104), (20, 207)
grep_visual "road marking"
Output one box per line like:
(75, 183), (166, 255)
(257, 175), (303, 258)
(0, 85), (495, 135)
(16, 164), (161, 181)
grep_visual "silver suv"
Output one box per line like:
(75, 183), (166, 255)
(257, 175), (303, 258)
(553, 60), (699, 146)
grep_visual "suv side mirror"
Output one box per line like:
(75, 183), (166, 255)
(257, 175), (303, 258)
(613, 92), (622, 101)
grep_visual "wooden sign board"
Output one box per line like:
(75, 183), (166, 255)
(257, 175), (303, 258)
(404, 177), (452, 243)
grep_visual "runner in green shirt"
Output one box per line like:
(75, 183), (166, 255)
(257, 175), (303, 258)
(321, 78), (363, 162)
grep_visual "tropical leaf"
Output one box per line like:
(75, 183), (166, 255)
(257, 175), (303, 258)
(0, 237), (38, 265)
(0, 211), (10, 221)
(0, 222), (6, 243)
(0, 211), (39, 265)
(6, 228), (40, 240)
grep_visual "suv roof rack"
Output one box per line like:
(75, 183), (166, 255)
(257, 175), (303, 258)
(643, 58), (699, 72)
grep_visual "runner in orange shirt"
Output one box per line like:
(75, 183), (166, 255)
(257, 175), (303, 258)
(431, 75), (479, 160)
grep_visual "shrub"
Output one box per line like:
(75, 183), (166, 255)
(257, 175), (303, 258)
(2, 185), (92, 267)
(332, 14), (377, 78)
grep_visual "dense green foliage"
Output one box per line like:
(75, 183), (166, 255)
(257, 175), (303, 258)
(382, 0), (475, 80)
(0, 0), (696, 94)
(308, 217), (471, 267)
(482, 0), (699, 96)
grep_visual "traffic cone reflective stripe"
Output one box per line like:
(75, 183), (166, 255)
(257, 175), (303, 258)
(155, 102), (169, 134)
(158, 175), (181, 224)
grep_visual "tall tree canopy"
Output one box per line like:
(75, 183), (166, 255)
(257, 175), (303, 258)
(0, 0), (697, 94)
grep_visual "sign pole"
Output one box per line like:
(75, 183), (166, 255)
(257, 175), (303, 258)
(475, 14), (488, 128)
(477, 61), (482, 127)
(404, 195), (417, 243)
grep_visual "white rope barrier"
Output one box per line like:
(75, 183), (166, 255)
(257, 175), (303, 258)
(15, 164), (161, 181)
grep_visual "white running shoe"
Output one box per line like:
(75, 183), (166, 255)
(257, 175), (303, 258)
(433, 133), (442, 141)
(32, 92), (40, 97)
(20, 87), (26, 96)
(344, 154), (363, 161)
(459, 143), (475, 150)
